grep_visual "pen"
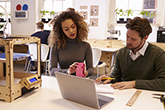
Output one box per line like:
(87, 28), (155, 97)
(98, 77), (115, 80)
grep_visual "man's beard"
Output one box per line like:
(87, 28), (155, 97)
(127, 40), (143, 51)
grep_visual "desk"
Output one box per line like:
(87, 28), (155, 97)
(0, 75), (164, 110)
(95, 47), (119, 73)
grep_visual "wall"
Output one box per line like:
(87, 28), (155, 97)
(9, 0), (160, 42)
(74, 0), (158, 42)
(74, 0), (109, 39)
(11, 0), (36, 35)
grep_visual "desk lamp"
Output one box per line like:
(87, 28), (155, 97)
(0, 5), (9, 38)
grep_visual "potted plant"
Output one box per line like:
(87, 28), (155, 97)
(0, 24), (4, 35)
(115, 8), (126, 23)
(49, 11), (56, 17)
(40, 10), (49, 23)
(48, 11), (56, 22)
(139, 10), (156, 23)
(125, 9), (134, 21)
(0, 13), (4, 22)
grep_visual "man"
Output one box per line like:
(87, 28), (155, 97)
(95, 17), (165, 92)
(29, 21), (49, 71)
(31, 21), (49, 44)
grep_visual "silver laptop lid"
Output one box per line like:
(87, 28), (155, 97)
(55, 72), (100, 109)
(55, 72), (114, 109)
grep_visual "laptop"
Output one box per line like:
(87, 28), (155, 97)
(55, 72), (114, 109)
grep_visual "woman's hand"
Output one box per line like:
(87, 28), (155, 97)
(68, 62), (87, 78)
(94, 75), (112, 84)
(84, 71), (88, 78)
(68, 62), (78, 75)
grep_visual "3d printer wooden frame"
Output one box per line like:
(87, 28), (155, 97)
(0, 36), (42, 102)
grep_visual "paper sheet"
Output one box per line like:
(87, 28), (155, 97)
(95, 84), (114, 94)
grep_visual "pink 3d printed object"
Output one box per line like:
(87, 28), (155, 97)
(76, 63), (85, 77)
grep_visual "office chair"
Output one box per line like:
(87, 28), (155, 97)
(26, 44), (51, 76)
(92, 47), (106, 78)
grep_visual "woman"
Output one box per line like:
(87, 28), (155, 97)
(48, 8), (93, 77)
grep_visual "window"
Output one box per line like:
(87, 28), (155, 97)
(0, 1), (11, 34)
(43, 0), (73, 29)
(0, 2), (11, 20)
(115, 0), (157, 24)
(43, 0), (73, 18)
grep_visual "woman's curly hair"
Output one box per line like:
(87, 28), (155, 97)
(48, 8), (89, 49)
(126, 17), (152, 39)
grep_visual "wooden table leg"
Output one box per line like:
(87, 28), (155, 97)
(0, 62), (4, 78)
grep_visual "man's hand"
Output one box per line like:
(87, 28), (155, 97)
(95, 75), (112, 84)
(111, 81), (135, 90)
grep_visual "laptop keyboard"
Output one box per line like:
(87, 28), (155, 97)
(98, 98), (109, 107)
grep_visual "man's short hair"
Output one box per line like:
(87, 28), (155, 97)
(125, 17), (152, 39)
(36, 22), (44, 29)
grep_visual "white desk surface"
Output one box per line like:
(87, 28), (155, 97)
(0, 75), (164, 110)
(92, 47), (119, 52)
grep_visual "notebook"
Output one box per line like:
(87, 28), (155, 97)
(95, 84), (114, 94)
(55, 72), (114, 109)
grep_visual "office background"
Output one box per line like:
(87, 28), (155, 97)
(0, 0), (165, 42)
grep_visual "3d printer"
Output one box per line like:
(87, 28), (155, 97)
(0, 36), (42, 102)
